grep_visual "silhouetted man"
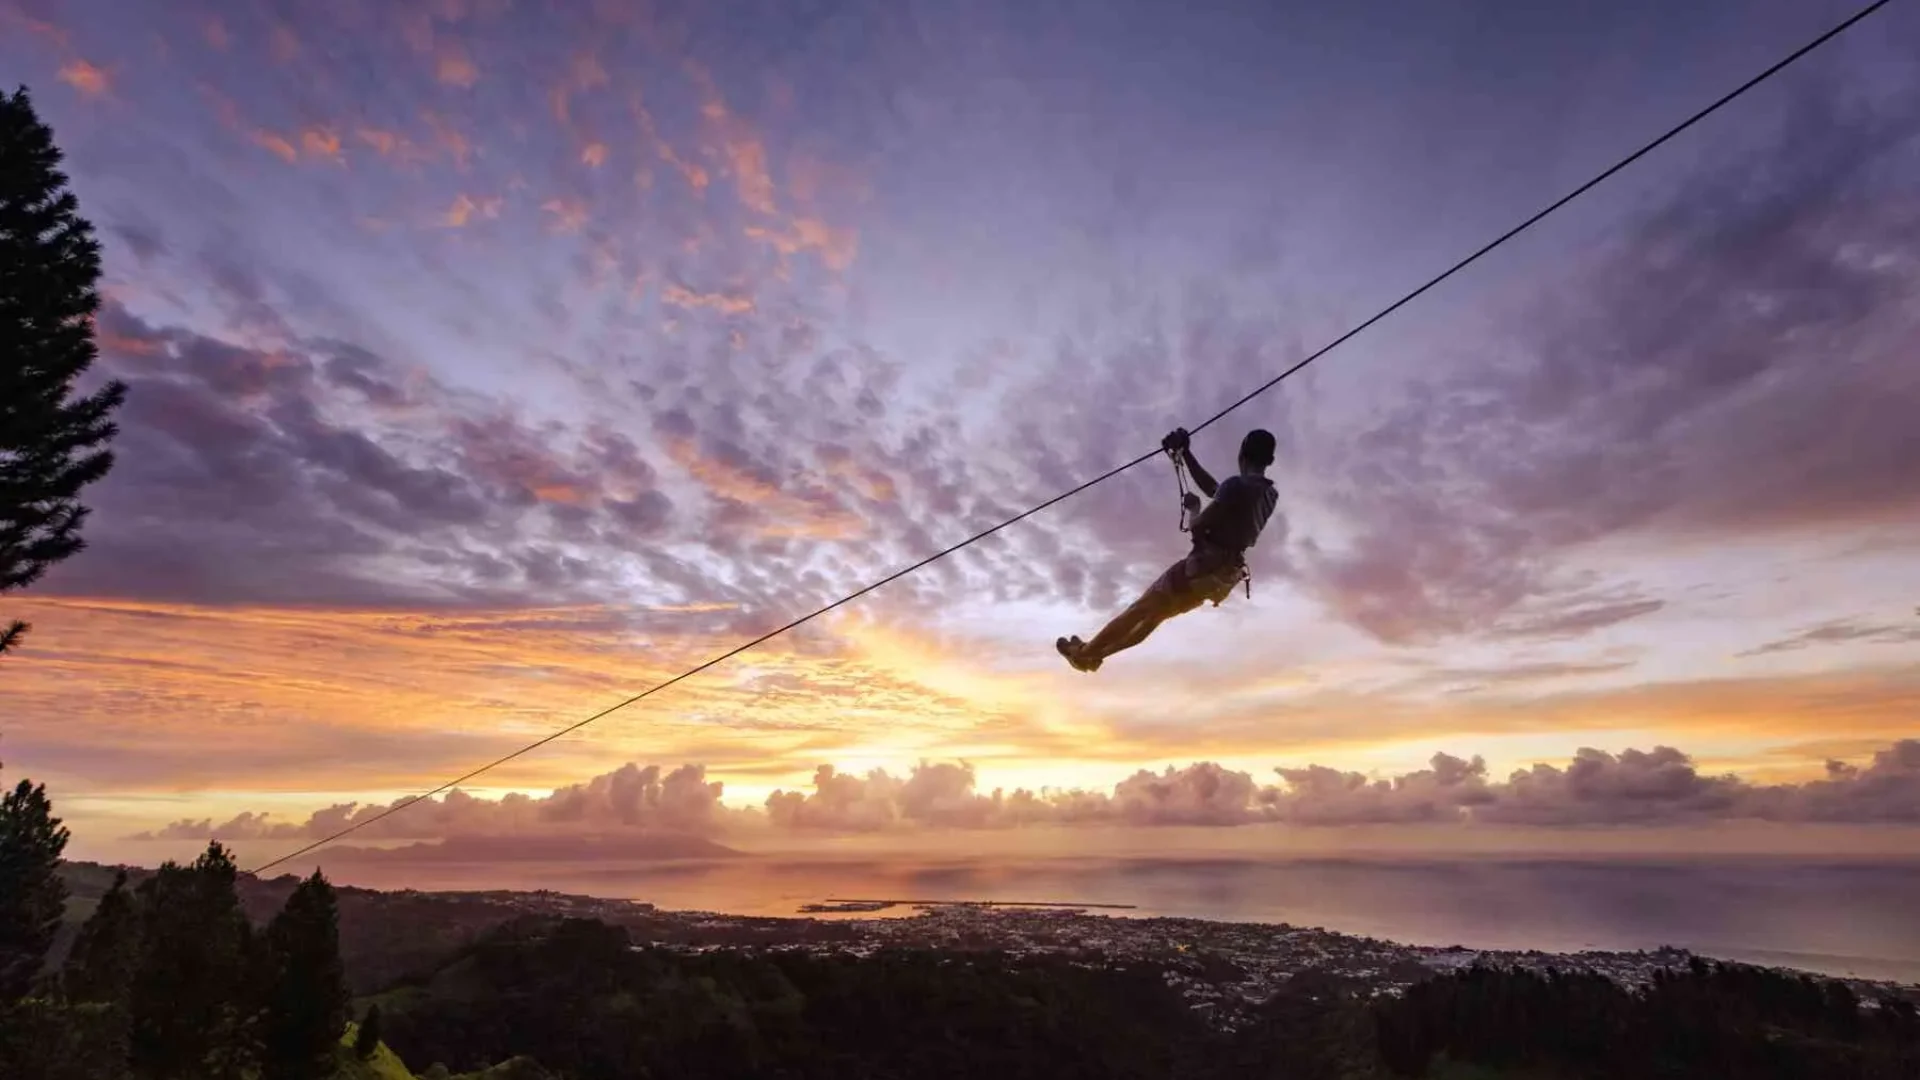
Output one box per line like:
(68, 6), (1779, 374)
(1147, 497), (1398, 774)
(1057, 427), (1278, 672)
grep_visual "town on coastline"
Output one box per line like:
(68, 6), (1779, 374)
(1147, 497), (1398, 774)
(395, 882), (1920, 1027)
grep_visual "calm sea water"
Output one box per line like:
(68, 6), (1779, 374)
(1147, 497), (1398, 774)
(314, 853), (1920, 985)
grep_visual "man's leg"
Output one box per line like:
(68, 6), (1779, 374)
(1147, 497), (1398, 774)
(1109, 607), (1168, 654)
(1059, 557), (1200, 672)
(1081, 587), (1179, 664)
(1059, 590), (1153, 672)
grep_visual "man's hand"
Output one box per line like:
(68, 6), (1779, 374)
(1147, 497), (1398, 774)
(1182, 492), (1202, 513)
(1167, 427), (1219, 499)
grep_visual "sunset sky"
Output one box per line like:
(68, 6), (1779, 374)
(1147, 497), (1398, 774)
(3, 0), (1917, 870)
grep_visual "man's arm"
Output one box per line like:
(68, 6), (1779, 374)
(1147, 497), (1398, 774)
(1183, 446), (1219, 498)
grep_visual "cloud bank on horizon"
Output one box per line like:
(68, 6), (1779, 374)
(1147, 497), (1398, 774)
(142, 738), (1920, 848)
(1, 0), (1918, 853)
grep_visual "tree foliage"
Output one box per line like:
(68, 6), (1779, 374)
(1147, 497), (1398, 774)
(128, 843), (257, 1079)
(0, 997), (133, 1080)
(0, 758), (69, 1000)
(354, 1002), (384, 1060)
(1374, 959), (1920, 1080)
(262, 870), (351, 1080)
(62, 869), (140, 1009)
(0, 85), (127, 657)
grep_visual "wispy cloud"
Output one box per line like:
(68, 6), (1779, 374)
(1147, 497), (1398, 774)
(57, 58), (111, 97)
(1740, 617), (1920, 657)
(659, 282), (754, 314)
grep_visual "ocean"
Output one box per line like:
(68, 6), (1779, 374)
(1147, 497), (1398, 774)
(311, 851), (1920, 984)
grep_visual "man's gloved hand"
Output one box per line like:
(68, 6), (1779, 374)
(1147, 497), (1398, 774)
(1162, 427), (1190, 454)
(1182, 492), (1202, 513)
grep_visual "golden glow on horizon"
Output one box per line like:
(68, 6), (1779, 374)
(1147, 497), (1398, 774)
(10, 587), (1916, 856)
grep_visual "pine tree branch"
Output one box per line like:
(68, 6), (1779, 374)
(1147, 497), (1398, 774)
(0, 88), (124, 623)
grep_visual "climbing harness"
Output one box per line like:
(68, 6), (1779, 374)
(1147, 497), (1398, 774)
(1221, 560), (1252, 605)
(1203, 553), (1252, 607)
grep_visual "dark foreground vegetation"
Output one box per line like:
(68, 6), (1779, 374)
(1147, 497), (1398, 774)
(369, 917), (1920, 1080)
(7, 764), (1920, 1079)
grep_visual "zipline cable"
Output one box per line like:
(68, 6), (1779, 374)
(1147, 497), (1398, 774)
(1183, 0), (1893, 437)
(248, 0), (1892, 876)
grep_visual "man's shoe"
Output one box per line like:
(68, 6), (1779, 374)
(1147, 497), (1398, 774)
(1055, 636), (1100, 673)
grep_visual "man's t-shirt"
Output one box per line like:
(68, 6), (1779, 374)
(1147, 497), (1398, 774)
(1192, 474), (1278, 557)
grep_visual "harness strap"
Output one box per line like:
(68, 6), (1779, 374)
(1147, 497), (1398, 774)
(1210, 561), (1252, 606)
(1168, 446), (1194, 533)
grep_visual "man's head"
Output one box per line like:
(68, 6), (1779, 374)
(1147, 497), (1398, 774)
(1238, 428), (1276, 473)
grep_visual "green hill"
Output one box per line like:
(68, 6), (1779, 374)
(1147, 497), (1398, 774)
(335, 1023), (417, 1080)
(336, 1022), (555, 1080)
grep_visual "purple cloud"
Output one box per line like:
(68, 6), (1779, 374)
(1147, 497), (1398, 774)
(1291, 87), (1920, 644)
(52, 302), (700, 612)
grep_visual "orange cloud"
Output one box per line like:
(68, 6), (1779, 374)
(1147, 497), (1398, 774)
(0, 599), (719, 797)
(1, 596), (991, 819)
(354, 126), (432, 167)
(58, 59), (111, 98)
(726, 137), (776, 215)
(581, 142), (609, 168)
(301, 127), (345, 163)
(746, 218), (859, 272)
(625, 93), (710, 195)
(660, 283), (754, 315)
(441, 193), (504, 227)
(1069, 652), (1920, 775)
(203, 17), (231, 50)
(356, 127), (402, 155)
(252, 130), (300, 164)
(663, 437), (866, 542)
(2, 8), (68, 49)
(540, 197), (589, 233)
(662, 442), (774, 506)
(15, 575), (1920, 863)
(685, 64), (777, 215)
(437, 45), (479, 87)
(531, 483), (593, 505)
(97, 325), (163, 360)
(661, 144), (710, 193)
(820, 453), (898, 502)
